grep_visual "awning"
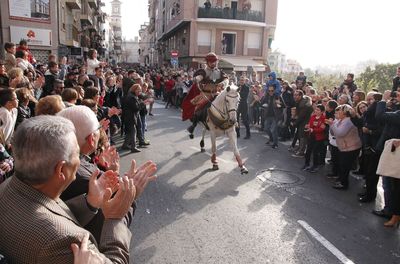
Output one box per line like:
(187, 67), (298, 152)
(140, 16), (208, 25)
(219, 57), (266, 72)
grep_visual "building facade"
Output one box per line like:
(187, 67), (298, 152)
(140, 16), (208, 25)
(0, 0), (110, 64)
(109, 0), (123, 63)
(147, 0), (278, 74)
(122, 36), (140, 64)
(0, 0), (59, 63)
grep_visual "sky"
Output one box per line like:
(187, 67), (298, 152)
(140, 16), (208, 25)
(105, 0), (400, 69)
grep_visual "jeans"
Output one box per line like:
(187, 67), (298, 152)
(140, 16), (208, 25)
(264, 116), (278, 146)
(236, 105), (250, 137)
(140, 114), (146, 137)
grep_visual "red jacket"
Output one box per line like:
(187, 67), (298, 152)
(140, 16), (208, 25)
(165, 79), (175, 92)
(308, 114), (326, 141)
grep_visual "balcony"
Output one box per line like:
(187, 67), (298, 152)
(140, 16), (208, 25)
(80, 14), (93, 26)
(66, 0), (81, 9)
(88, 0), (97, 9)
(66, 25), (80, 47)
(197, 7), (264, 23)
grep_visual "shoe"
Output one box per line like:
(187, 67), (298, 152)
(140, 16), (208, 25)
(187, 125), (195, 134)
(384, 215), (400, 228)
(120, 145), (131, 151)
(265, 140), (271, 145)
(372, 209), (392, 219)
(359, 196), (375, 203)
(292, 152), (304, 158)
(287, 146), (296, 152)
(332, 182), (347, 190)
(326, 173), (338, 179)
(309, 166), (318, 173)
(140, 141), (150, 146)
(244, 135), (251, 139)
(149, 113), (154, 116)
(302, 165), (311, 171)
(271, 145), (278, 149)
(130, 148), (141, 153)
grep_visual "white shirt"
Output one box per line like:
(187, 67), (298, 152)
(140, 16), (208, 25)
(86, 58), (100, 75)
(0, 107), (18, 145)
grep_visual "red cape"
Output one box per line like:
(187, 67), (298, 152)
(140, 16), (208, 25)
(181, 83), (200, 121)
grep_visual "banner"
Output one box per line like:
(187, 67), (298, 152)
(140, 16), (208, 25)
(10, 26), (52, 46)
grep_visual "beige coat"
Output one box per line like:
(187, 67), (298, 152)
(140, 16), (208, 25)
(330, 117), (362, 152)
(0, 176), (133, 264)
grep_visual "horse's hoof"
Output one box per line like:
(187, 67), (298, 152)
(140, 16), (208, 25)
(212, 164), (219, 170)
(189, 134), (194, 139)
(200, 148), (205, 153)
(240, 166), (249, 174)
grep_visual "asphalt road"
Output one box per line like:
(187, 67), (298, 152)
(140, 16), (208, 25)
(116, 101), (400, 264)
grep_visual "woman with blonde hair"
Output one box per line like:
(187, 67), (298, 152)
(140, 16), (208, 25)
(35, 95), (65, 116)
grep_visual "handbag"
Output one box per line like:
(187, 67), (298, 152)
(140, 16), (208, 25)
(376, 139), (400, 178)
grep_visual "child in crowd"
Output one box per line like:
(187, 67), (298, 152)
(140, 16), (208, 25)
(303, 104), (326, 172)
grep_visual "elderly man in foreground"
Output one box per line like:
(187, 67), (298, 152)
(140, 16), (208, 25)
(0, 115), (155, 263)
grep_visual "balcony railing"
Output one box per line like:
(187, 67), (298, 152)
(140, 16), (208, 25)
(197, 7), (264, 23)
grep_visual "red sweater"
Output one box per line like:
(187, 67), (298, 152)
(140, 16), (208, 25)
(165, 79), (175, 92)
(308, 114), (326, 141)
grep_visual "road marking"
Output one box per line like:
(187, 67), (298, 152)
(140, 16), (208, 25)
(297, 220), (355, 264)
(189, 146), (232, 164)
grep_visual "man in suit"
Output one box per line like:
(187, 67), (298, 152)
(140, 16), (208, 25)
(0, 115), (149, 263)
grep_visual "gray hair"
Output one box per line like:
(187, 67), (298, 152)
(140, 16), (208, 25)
(12, 115), (78, 185)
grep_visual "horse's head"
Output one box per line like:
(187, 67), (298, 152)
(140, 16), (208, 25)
(224, 84), (240, 125)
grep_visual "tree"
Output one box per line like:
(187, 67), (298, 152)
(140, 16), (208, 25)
(357, 63), (400, 93)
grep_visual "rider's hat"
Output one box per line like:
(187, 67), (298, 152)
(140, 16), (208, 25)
(205, 52), (218, 63)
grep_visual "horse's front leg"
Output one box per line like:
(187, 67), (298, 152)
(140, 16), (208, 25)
(228, 129), (248, 174)
(210, 131), (218, 170)
(200, 128), (206, 152)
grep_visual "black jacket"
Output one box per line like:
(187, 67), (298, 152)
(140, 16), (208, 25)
(393, 76), (400, 92)
(375, 101), (400, 152)
(122, 91), (140, 126)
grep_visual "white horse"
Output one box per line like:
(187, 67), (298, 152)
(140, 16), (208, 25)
(199, 85), (248, 174)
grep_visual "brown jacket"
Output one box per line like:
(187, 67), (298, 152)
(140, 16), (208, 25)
(4, 53), (16, 73)
(0, 176), (133, 264)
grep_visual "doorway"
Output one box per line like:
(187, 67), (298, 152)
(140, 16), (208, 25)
(231, 1), (237, 19)
(222, 32), (236, 55)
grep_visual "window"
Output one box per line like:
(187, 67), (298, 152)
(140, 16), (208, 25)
(61, 6), (65, 30)
(198, 30), (211, 46)
(252, 0), (264, 12)
(248, 32), (261, 49)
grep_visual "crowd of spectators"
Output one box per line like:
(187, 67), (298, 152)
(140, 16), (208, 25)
(0, 41), (161, 263)
(233, 68), (400, 228)
(0, 38), (399, 262)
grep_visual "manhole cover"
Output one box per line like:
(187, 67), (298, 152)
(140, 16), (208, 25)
(256, 169), (305, 188)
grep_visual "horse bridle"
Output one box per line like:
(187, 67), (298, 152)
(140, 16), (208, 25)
(197, 84), (239, 122)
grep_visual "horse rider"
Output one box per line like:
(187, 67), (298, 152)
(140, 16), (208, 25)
(182, 52), (228, 137)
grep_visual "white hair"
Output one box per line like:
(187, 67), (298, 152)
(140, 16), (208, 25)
(57, 105), (100, 146)
(13, 115), (77, 185)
